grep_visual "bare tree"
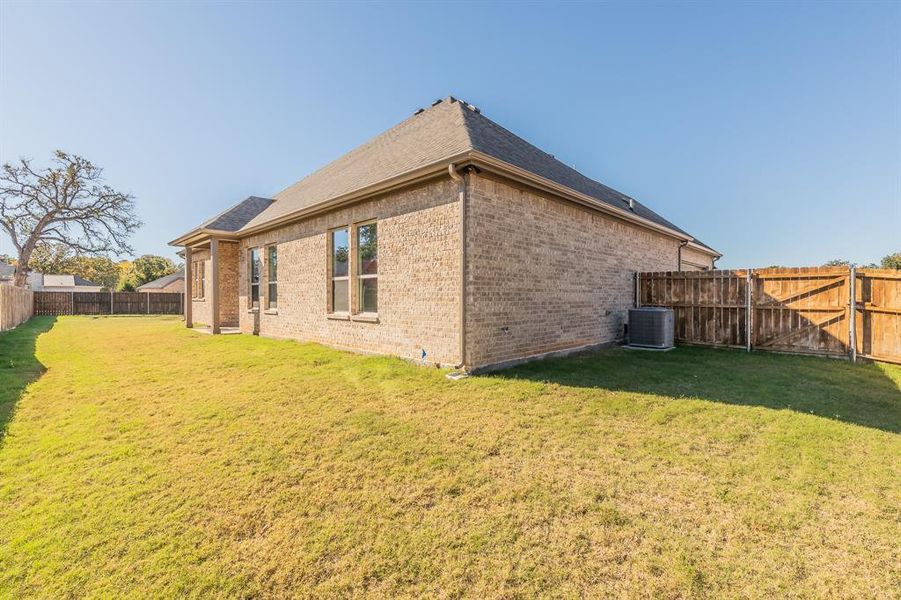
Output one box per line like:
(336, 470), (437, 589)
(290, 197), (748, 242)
(0, 150), (141, 286)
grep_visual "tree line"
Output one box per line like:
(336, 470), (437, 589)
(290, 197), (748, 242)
(1, 245), (179, 291)
(822, 255), (901, 270)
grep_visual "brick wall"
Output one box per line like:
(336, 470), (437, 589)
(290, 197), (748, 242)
(191, 249), (211, 326)
(186, 172), (716, 370)
(190, 242), (240, 327)
(464, 172), (688, 369)
(681, 246), (715, 271)
(218, 241), (239, 327)
(236, 178), (462, 366)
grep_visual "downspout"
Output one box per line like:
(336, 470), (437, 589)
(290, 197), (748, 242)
(677, 240), (688, 271)
(448, 163), (466, 369)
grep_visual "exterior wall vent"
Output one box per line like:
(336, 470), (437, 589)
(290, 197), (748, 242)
(628, 307), (674, 349)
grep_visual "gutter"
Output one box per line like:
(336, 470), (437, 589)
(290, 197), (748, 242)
(686, 240), (721, 259)
(168, 152), (723, 261)
(223, 151), (473, 240)
(466, 151), (700, 246)
(168, 227), (240, 248)
(448, 164), (466, 369)
(677, 240), (688, 270)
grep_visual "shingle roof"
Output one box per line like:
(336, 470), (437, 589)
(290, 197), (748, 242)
(459, 103), (691, 236)
(137, 269), (184, 290)
(202, 196), (275, 232)
(73, 275), (100, 287)
(243, 100), (473, 230)
(43, 274), (100, 288)
(239, 97), (716, 254)
(0, 264), (14, 279)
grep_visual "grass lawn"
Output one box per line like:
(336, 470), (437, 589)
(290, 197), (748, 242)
(1, 316), (899, 597)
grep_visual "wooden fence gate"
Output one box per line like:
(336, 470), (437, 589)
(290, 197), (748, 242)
(637, 267), (901, 364)
(33, 291), (183, 316)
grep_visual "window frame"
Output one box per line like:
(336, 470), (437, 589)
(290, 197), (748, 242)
(248, 248), (261, 309)
(354, 220), (378, 315)
(329, 227), (350, 314)
(266, 245), (278, 309)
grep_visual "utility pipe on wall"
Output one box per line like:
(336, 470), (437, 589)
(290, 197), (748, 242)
(677, 240), (688, 271)
(448, 163), (466, 369)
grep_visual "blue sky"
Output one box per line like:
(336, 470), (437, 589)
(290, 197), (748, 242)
(1, 1), (898, 268)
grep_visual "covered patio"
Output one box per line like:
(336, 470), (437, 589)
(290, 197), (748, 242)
(179, 234), (241, 335)
(170, 196), (273, 335)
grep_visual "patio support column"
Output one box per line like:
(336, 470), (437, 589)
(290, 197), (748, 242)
(210, 237), (220, 334)
(184, 246), (193, 328)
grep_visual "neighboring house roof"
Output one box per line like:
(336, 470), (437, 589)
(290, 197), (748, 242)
(0, 264), (14, 280)
(137, 269), (184, 290)
(172, 96), (718, 255)
(43, 274), (101, 288)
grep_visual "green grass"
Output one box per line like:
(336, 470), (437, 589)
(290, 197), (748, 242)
(1, 316), (898, 598)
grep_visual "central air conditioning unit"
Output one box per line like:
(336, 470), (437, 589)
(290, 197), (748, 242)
(628, 307), (674, 349)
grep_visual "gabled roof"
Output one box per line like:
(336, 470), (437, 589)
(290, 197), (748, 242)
(170, 195), (275, 246)
(243, 99), (475, 230)
(174, 97), (717, 255)
(43, 274), (100, 288)
(137, 269), (184, 290)
(202, 196), (275, 232)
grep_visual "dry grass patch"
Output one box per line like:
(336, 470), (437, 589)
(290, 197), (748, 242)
(1, 316), (899, 597)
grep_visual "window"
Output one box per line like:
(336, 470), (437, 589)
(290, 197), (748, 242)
(267, 246), (278, 309)
(356, 222), (377, 313)
(330, 228), (349, 312)
(192, 260), (205, 299)
(249, 248), (261, 308)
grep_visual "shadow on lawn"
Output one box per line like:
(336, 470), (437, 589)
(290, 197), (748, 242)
(0, 317), (56, 444)
(494, 346), (901, 434)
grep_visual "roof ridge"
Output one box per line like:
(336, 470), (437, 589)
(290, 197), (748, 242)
(182, 95), (716, 254)
(457, 103), (692, 236)
(273, 98), (470, 202)
(460, 104), (630, 201)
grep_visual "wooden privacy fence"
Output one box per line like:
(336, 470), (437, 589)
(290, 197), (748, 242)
(0, 285), (34, 331)
(33, 292), (183, 316)
(637, 267), (901, 365)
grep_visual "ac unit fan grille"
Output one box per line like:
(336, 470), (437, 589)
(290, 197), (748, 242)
(629, 308), (674, 349)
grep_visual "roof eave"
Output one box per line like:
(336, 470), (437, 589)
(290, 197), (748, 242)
(233, 150), (474, 237)
(468, 151), (697, 245)
(168, 227), (240, 248)
(686, 240), (722, 258)
(174, 150), (719, 257)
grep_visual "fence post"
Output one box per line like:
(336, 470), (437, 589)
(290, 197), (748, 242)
(146, 292), (150, 314)
(746, 270), (753, 352)
(849, 266), (857, 363)
(70, 291), (74, 315)
(110, 291), (114, 315)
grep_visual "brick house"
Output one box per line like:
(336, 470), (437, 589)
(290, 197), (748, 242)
(170, 97), (719, 371)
